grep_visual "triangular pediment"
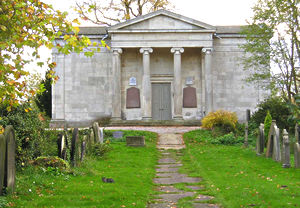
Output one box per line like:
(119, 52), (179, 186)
(109, 10), (215, 31)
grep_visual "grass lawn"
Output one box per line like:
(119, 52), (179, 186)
(2, 130), (158, 208)
(181, 129), (300, 208)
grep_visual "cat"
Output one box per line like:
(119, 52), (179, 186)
(102, 177), (115, 183)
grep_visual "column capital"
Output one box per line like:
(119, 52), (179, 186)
(202, 47), (213, 55)
(112, 48), (123, 54)
(171, 47), (184, 54)
(139, 47), (153, 55)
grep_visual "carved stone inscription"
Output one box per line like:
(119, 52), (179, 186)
(183, 86), (197, 108)
(126, 87), (140, 108)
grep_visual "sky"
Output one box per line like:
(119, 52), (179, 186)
(33, 0), (258, 77)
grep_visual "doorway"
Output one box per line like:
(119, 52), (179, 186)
(152, 83), (172, 120)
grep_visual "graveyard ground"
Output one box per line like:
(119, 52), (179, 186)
(181, 129), (300, 208)
(3, 131), (158, 208)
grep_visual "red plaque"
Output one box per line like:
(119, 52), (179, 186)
(183, 87), (197, 108)
(126, 87), (140, 108)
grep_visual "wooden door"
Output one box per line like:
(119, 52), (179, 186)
(152, 83), (172, 120)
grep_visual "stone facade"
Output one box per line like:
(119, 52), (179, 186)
(51, 10), (266, 127)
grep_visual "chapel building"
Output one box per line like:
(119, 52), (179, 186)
(51, 10), (265, 127)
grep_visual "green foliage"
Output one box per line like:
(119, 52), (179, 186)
(241, 0), (299, 102)
(264, 110), (272, 144)
(0, 102), (59, 167)
(35, 70), (52, 118)
(0, 197), (7, 208)
(202, 110), (238, 133)
(32, 156), (70, 171)
(90, 142), (111, 157)
(209, 133), (244, 145)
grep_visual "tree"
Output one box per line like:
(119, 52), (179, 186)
(35, 70), (52, 118)
(241, 0), (299, 103)
(0, 0), (107, 111)
(75, 0), (173, 26)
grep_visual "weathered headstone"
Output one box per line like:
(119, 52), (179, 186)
(294, 124), (300, 168)
(86, 130), (94, 154)
(266, 120), (281, 162)
(80, 141), (86, 162)
(256, 123), (265, 155)
(244, 121), (249, 147)
(100, 127), (104, 142)
(126, 136), (145, 147)
(4, 125), (16, 193)
(92, 122), (103, 143)
(0, 134), (6, 195)
(113, 131), (123, 139)
(70, 128), (80, 167)
(281, 129), (290, 168)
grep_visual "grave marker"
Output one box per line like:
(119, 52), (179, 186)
(126, 136), (145, 147)
(266, 120), (281, 162)
(70, 128), (80, 167)
(113, 131), (123, 139)
(0, 134), (6, 195)
(256, 123), (264, 155)
(81, 141), (86, 162)
(93, 122), (102, 143)
(4, 126), (16, 193)
(294, 124), (300, 168)
(281, 129), (290, 168)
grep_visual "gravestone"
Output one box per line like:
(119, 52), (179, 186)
(100, 127), (104, 143)
(126, 136), (145, 147)
(266, 120), (281, 162)
(294, 124), (300, 168)
(126, 87), (140, 108)
(0, 134), (6, 195)
(4, 125), (16, 193)
(86, 130), (94, 154)
(113, 131), (123, 139)
(57, 133), (67, 159)
(256, 123), (265, 155)
(92, 122), (102, 143)
(81, 141), (86, 162)
(70, 128), (80, 167)
(281, 129), (290, 168)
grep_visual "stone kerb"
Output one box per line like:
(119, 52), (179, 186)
(266, 120), (281, 162)
(4, 125), (16, 193)
(256, 123), (264, 155)
(294, 124), (300, 168)
(0, 134), (6, 195)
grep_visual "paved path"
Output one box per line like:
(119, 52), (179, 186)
(107, 126), (219, 207)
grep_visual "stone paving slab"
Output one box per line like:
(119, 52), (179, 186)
(194, 195), (214, 201)
(158, 158), (177, 164)
(158, 134), (183, 145)
(156, 186), (184, 193)
(154, 176), (201, 185)
(148, 203), (173, 208)
(154, 192), (195, 203)
(156, 167), (179, 173)
(193, 203), (220, 208)
(157, 164), (182, 168)
(186, 185), (204, 190)
(157, 145), (186, 150)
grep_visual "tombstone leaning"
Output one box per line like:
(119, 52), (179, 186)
(281, 129), (290, 168)
(0, 134), (6, 195)
(4, 125), (16, 193)
(266, 120), (281, 162)
(294, 124), (300, 168)
(92, 122), (102, 143)
(256, 123), (265, 155)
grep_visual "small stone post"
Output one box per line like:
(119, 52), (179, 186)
(294, 124), (300, 168)
(244, 109), (250, 148)
(282, 129), (290, 168)
(70, 128), (80, 167)
(256, 123), (264, 155)
(0, 134), (6, 196)
(80, 141), (86, 162)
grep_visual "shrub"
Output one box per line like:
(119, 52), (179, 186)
(250, 97), (294, 131)
(264, 110), (272, 145)
(202, 110), (238, 133)
(32, 156), (70, 171)
(209, 132), (244, 145)
(90, 142), (111, 157)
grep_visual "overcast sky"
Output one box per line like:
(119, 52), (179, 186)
(42, 0), (257, 26)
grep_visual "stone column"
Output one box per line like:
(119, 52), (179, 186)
(202, 48), (213, 114)
(140, 48), (153, 120)
(171, 47), (184, 120)
(111, 48), (122, 120)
